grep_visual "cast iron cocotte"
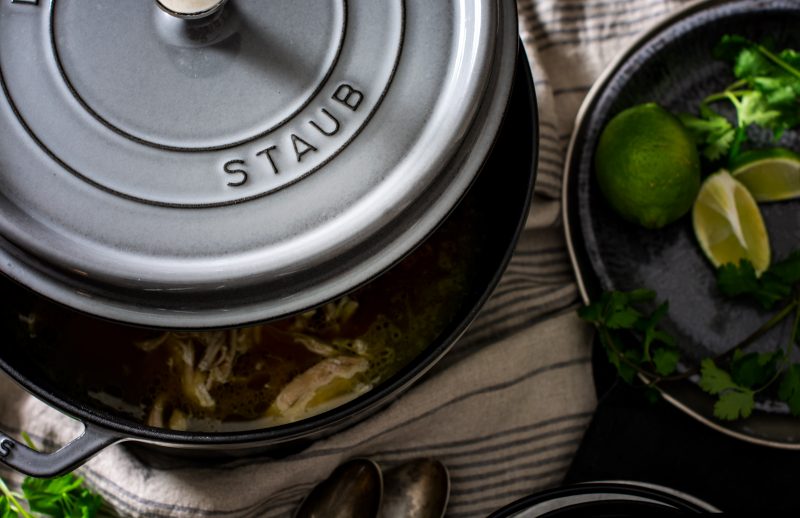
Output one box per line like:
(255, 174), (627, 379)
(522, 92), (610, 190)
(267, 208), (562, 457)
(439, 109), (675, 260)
(0, 0), (538, 477)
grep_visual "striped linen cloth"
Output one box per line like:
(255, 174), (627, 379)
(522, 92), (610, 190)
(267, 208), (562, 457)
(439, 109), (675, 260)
(0, 0), (692, 516)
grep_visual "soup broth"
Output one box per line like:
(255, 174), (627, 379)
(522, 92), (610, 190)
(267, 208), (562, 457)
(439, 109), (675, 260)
(14, 202), (482, 432)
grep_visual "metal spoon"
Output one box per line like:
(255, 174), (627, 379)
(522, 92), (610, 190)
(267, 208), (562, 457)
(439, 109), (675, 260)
(294, 458), (383, 518)
(379, 459), (450, 518)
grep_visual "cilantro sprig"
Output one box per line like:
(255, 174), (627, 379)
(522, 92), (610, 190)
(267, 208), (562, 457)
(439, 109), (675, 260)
(0, 435), (106, 518)
(580, 251), (800, 421)
(717, 252), (800, 309)
(699, 295), (800, 420)
(678, 35), (800, 163)
(578, 289), (680, 387)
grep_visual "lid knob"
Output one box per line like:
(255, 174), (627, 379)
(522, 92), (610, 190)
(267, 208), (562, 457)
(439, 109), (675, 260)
(156, 0), (228, 20)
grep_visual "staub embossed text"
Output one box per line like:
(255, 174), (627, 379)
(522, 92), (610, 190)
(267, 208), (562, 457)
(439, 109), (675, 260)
(223, 83), (364, 187)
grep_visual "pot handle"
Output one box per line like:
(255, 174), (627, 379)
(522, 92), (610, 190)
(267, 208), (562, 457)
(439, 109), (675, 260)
(0, 423), (122, 478)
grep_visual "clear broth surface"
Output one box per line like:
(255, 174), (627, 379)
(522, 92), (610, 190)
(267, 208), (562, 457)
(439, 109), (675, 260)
(17, 200), (483, 432)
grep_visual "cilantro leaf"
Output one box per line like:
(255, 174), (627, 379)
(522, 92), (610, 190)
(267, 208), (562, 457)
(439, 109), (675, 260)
(754, 76), (798, 106)
(704, 125), (736, 162)
(604, 306), (641, 330)
(733, 46), (774, 79)
(604, 290), (652, 330)
(730, 349), (780, 388)
(678, 110), (735, 161)
(625, 289), (658, 303)
(715, 389), (755, 420)
(576, 301), (603, 323)
(754, 275), (794, 310)
(780, 48), (800, 69)
(579, 289), (654, 326)
(738, 91), (782, 128)
(716, 259), (796, 310)
(717, 260), (759, 297)
(22, 474), (102, 518)
(779, 364), (800, 416)
(699, 358), (737, 394)
(0, 497), (16, 518)
(652, 347), (679, 376)
(644, 386), (661, 404)
(713, 34), (753, 61)
(700, 358), (761, 420)
(771, 251), (800, 285)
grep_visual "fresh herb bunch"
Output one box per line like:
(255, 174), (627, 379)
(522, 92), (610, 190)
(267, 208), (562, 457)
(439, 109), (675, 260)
(580, 251), (800, 421)
(679, 35), (800, 163)
(0, 434), (105, 518)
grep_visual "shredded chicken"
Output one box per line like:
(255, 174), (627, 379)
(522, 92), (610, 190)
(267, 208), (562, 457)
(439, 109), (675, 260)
(293, 334), (337, 357)
(136, 332), (170, 352)
(134, 297), (372, 430)
(146, 393), (168, 428)
(135, 328), (261, 412)
(168, 409), (188, 431)
(323, 298), (359, 328)
(270, 356), (369, 421)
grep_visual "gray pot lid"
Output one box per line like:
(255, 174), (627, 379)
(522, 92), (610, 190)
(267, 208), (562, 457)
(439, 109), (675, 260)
(0, 0), (518, 328)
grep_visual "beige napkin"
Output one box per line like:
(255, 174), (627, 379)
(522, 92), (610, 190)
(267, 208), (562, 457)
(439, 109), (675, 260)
(0, 0), (692, 516)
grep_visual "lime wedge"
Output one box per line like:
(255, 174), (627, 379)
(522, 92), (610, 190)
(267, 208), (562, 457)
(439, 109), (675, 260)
(693, 170), (770, 275)
(730, 147), (800, 202)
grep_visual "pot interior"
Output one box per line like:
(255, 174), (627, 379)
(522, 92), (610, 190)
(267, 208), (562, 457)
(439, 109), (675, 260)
(2, 191), (485, 433)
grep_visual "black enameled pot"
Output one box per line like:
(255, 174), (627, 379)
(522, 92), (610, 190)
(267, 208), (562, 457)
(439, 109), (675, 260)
(0, 44), (538, 478)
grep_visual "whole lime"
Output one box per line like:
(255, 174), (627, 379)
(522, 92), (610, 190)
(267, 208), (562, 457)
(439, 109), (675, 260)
(594, 102), (701, 229)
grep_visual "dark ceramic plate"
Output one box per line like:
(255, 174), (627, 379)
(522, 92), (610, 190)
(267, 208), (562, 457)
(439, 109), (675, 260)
(564, 0), (800, 448)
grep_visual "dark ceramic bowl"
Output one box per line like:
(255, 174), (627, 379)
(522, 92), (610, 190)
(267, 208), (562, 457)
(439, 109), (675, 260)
(564, 0), (800, 447)
(487, 481), (719, 517)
